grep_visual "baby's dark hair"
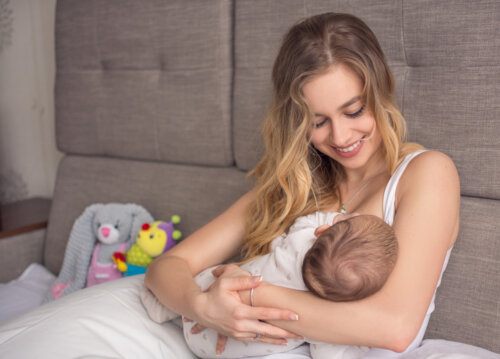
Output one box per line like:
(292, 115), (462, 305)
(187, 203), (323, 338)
(302, 215), (397, 302)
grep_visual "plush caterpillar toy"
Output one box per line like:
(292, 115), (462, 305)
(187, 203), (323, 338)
(113, 215), (182, 276)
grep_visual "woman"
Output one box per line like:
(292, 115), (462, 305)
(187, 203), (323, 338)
(145, 12), (459, 357)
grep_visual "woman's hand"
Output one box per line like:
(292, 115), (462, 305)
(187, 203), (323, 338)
(190, 264), (302, 355)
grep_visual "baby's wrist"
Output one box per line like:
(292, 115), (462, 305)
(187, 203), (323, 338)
(248, 281), (271, 307)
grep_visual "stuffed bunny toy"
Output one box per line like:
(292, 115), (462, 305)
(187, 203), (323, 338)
(46, 203), (153, 301)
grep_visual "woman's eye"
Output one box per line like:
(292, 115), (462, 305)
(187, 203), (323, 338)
(346, 104), (365, 118)
(314, 118), (327, 128)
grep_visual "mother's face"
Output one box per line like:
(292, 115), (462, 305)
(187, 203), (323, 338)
(304, 64), (382, 171)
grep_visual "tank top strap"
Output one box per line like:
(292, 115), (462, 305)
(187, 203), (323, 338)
(383, 150), (428, 226)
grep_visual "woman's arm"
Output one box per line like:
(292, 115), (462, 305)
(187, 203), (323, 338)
(145, 190), (253, 318)
(144, 190), (299, 342)
(250, 151), (460, 352)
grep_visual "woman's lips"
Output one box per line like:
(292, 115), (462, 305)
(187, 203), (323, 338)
(332, 138), (364, 158)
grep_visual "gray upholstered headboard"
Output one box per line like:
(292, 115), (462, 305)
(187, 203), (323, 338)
(47, 0), (499, 352)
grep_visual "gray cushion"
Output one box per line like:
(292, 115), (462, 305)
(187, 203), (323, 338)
(426, 196), (500, 352)
(0, 230), (45, 282)
(404, 1), (500, 67)
(404, 67), (500, 199)
(55, 0), (233, 166)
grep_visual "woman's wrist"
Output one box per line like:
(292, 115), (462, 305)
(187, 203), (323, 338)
(186, 286), (206, 321)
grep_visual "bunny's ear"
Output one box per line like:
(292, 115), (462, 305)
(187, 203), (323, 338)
(125, 204), (154, 247)
(45, 203), (104, 301)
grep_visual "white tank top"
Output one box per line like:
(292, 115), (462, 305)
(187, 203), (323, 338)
(364, 150), (453, 357)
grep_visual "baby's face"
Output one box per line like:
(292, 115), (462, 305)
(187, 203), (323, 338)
(314, 213), (361, 237)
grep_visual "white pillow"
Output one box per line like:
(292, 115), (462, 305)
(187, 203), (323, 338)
(0, 275), (196, 359)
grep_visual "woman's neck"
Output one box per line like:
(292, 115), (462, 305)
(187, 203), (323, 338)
(343, 150), (387, 189)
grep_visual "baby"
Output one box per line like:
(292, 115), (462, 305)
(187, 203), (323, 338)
(141, 212), (397, 359)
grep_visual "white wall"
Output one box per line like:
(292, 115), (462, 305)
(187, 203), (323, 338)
(0, 0), (61, 204)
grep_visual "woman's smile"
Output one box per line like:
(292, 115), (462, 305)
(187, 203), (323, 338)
(332, 136), (365, 157)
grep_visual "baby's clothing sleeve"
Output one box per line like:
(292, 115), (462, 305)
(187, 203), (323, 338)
(140, 287), (179, 323)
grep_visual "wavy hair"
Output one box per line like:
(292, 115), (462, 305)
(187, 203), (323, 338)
(241, 13), (422, 262)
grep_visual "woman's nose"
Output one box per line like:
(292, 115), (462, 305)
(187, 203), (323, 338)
(330, 118), (350, 147)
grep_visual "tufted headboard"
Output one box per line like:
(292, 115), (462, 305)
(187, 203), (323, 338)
(46, 0), (499, 352)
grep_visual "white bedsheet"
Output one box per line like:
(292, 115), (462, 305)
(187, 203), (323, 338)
(0, 275), (195, 359)
(0, 274), (498, 359)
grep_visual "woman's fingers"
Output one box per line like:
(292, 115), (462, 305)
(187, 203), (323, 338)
(246, 319), (303, 340)
(248, 305), (299, 322)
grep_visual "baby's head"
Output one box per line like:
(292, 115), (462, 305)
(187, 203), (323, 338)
(302, 214), (397, 302)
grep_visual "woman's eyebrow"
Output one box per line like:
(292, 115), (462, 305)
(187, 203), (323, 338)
(339, 95), (361, 110)
(313, 95), (361, 117)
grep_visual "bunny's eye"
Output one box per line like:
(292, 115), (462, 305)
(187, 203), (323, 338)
(114, 224), (119, 229)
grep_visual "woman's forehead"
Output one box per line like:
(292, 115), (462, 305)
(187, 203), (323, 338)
(302, 64), (363, 112)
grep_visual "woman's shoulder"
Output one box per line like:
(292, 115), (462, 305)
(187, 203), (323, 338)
(404, 150), (457, 179)
(397, 150), (460, 203)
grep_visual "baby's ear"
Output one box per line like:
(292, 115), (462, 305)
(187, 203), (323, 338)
(314, 224), (331, 237)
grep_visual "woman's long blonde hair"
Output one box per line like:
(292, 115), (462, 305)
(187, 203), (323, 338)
(241, 13), (422, 262)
